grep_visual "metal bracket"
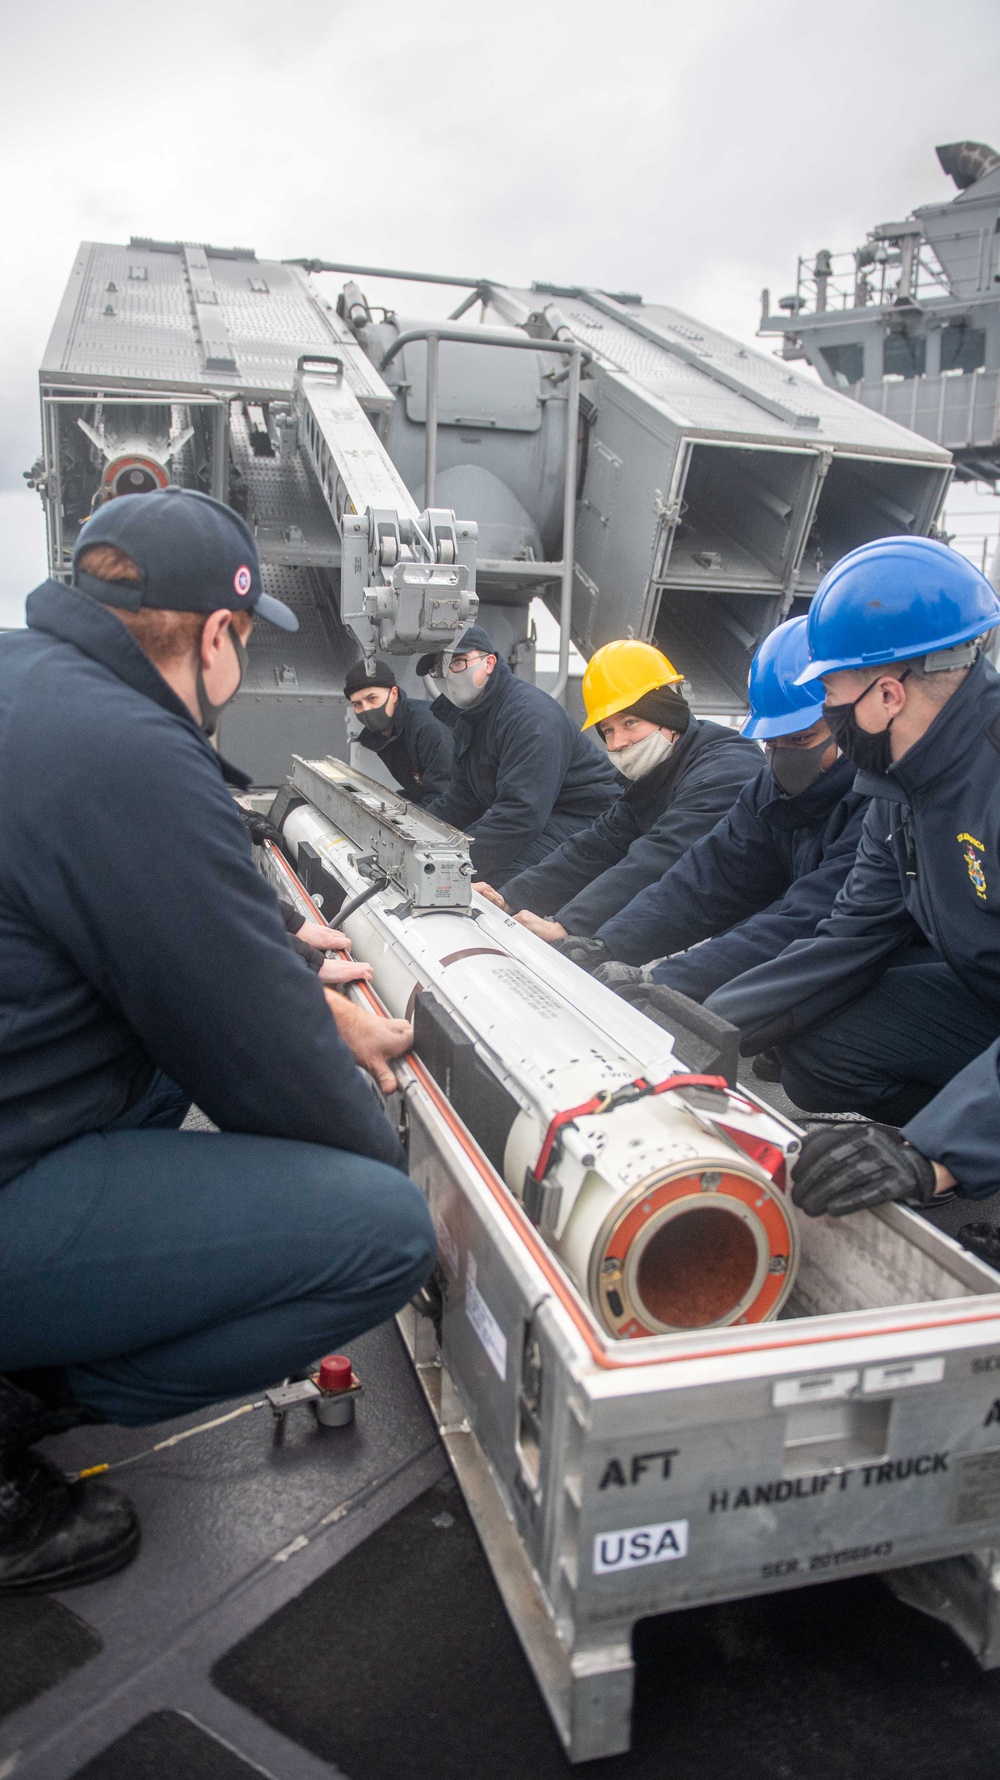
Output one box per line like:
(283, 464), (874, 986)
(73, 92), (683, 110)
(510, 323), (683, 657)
(522, 1169), (563, 1234)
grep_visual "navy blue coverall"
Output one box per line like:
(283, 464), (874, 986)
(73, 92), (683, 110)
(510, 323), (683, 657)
(594, 756), (867, 1000)
(424, 657), (621, 887)
(497, 718), (761, 934)
(0, 582), (435, 1424)
(707, 652), (1000, 1196)
(355, 687), (454, 804)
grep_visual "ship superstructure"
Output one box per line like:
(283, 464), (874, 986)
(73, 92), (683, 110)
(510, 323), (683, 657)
(760, 141), (1000, 488)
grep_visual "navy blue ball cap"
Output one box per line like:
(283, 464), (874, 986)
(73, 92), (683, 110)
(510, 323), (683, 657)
(452, 624), (494, 657)
(71, 487), (298, 632)
(415, 623), (494, 677)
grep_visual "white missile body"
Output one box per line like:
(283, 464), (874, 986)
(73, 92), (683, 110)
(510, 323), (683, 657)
(280, 779), (801, 1338)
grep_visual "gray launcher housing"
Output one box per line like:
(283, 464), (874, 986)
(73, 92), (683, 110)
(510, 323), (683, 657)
(35, 239), (951, 780)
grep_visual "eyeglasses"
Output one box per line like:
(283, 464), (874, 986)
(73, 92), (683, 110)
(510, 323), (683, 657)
(425, 649), (488, 679)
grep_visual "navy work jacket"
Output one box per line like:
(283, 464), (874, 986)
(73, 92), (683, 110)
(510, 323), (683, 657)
(596, 756), (867, 998)
(0, 581), (405, 1189)
(355, 689), (454, 804)
(500, 719), (762, 935)
(424, 658), (620, 881)
(707, 652), (1000, 1193)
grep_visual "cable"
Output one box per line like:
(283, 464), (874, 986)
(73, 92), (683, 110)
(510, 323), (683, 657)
(73, 1400), (267, 1481)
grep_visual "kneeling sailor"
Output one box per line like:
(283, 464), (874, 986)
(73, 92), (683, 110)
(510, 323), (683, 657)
(420, 625), (620, 888)
(478, 639), (760, 939)
(0, 489), (434, 1592)
(704, 538), (1000, 1219)
(344, 659), (454, 804)
(583, 618), (868, 1000)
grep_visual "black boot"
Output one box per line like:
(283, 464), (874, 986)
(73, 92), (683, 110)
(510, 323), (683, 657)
(0, 1376), (140, 1594)
(752, 1047), (784, 1083)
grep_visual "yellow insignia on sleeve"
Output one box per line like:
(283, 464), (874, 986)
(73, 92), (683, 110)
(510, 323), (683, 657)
(958, 832), (988, 901)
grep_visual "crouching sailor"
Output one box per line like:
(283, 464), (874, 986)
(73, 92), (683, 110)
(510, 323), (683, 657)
(419, 625), (621, 888)
(477, 639), (760, 938)
(0, 489), (435, 1591)
(705, 537), (1000, 1219)
(344, 659), (454, 804)
(583, 617), (868, 1000)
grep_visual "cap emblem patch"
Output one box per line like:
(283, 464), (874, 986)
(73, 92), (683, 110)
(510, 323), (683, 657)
(234, 565), (252, 597)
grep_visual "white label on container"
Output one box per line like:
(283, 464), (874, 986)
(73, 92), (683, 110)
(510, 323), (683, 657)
(465, 1254), (507, 1381)
(862, 1357), (945, 1395)
(593, 1520), (689, 1574)
(773, 1369), (859, 1409)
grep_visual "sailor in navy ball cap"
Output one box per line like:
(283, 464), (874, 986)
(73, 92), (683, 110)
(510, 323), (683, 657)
(0, 487), (433, 1594)
(74, 486), (299, 631)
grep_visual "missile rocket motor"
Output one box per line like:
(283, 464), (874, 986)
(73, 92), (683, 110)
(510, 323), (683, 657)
(270, 758), (800, 1339)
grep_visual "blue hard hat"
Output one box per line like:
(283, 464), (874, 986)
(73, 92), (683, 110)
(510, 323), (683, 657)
(795, 535), (1000, 684)
(742, 616), (827, 740)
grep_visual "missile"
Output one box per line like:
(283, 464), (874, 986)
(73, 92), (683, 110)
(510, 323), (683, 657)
(77, 414), (195, 500)
(270, 758), (800, 1338)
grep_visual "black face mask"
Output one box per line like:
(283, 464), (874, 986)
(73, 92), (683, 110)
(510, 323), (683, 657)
(357, 700), (394, 736)
(197, 625), (247, 737)
(823, 671), (909, 776)
(767, 736), (831, 797)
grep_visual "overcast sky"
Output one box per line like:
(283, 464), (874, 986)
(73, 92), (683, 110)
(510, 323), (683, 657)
(1, 0), (999, 624)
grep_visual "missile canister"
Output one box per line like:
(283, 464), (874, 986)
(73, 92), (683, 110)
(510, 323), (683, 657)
(279, 784), (799, 1338)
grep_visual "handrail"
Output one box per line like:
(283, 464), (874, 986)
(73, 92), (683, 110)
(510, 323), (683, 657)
(379, 326), (585, 705)
(286, 257), (489, 290)
(379, 326), (587, 370)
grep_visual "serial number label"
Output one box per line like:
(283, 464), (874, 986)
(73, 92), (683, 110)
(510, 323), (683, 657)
(761, 1541), (893, 1581)
(952, 1447), (1000, 1525)
(490, 965), (561, 1019)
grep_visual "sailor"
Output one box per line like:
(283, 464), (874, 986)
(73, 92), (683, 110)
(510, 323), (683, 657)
(344, 660), (454, 804)
(419, 624), (621, 887)
(704, 537), (1000, 1218)
(573, 619), (868, 1004)
(476, 639), (760, 936)
(0, 489), (435, 1592)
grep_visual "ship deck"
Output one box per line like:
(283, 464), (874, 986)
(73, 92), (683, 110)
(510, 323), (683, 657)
(3, 1082), (1000, 1780)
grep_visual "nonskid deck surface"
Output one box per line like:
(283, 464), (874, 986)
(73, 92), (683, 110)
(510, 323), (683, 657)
(4, 1087), (1000, 1777)
(0, 1319), (446, 1780)
(7, 1356), (1000, 1780)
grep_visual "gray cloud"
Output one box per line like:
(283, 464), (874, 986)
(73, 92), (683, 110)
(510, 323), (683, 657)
(1, 0), (998, 619)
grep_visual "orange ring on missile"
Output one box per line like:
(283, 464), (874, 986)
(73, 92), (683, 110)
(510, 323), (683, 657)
(596, 1168), (794, 1337)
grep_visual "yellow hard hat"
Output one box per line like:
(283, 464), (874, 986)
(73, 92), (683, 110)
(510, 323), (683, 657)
(581, 639), (684, 730)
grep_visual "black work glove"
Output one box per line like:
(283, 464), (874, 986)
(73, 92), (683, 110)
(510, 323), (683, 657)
(593, 960), (648, 989)
(241, 810), (284, 849)
(791, 1122), (937, 1218)
(551, 935), (611, 973)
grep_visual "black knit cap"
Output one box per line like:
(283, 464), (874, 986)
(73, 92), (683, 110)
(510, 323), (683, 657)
(344, 660), (397, 697)
(623, 685), (691, 733)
